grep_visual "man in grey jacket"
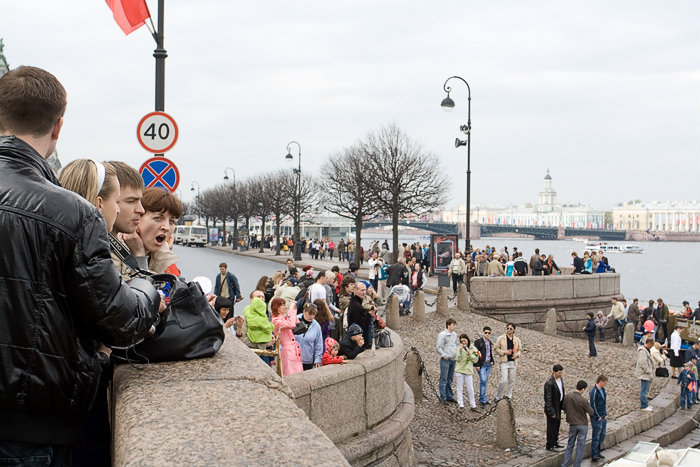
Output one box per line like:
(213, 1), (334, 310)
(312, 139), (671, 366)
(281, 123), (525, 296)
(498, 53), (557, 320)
(560, 380), (594, 467)
(436, 318), (458, 403)
(635, 337), (655, 411)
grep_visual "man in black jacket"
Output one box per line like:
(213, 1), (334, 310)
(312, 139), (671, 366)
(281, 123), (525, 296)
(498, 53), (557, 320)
(386, 258), (408, 287)
(544, 364), (565, 452)
(0, 66), (162, 463)
(474, 327), (495, 407)
(347, 282), (375, 349)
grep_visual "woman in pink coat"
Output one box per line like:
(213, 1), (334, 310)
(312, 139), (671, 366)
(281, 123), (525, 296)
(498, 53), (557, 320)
(270, 297), (303, 376)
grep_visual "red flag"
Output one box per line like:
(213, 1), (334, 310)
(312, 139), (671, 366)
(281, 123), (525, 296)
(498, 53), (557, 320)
(106, 0), (151, 35)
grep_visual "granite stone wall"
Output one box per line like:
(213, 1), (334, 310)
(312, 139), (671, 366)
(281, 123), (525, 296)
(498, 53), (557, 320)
(111, 337), (350, 467)
(284, 329), (416, 467)
(470, 274), (622, 335)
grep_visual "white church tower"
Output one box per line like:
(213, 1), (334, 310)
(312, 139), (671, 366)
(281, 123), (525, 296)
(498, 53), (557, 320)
(537, 169), (557, 213)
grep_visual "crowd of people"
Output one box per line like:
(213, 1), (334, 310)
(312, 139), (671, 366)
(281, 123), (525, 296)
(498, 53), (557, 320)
(212, 258), (389, 376)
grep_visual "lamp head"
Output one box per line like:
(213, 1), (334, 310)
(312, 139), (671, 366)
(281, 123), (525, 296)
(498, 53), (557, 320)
(455, 138), (467, 148)
(441, 94), (455, 112)
(223, 174), (229, 181)
(285, 152), (294, 162)
(190, 186), (195, 191)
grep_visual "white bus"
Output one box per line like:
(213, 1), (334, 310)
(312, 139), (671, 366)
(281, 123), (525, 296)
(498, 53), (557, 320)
(174, 225), (207, 247)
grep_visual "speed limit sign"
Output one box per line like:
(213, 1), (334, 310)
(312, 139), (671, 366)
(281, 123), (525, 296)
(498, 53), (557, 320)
(137, 111), (179, 153)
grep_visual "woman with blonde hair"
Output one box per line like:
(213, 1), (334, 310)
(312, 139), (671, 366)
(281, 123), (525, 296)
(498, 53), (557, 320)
(59, 159), (120, 232)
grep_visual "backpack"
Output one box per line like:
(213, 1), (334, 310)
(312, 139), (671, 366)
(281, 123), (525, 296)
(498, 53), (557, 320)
(296, 287), (311, 311)
(376, 329), (393, 348)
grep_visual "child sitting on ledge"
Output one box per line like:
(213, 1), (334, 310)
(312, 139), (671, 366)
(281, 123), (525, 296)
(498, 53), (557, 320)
(322, 337), (345, 365)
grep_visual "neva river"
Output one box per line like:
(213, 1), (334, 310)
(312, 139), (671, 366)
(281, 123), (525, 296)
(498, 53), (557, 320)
(478, 237), (698, 309)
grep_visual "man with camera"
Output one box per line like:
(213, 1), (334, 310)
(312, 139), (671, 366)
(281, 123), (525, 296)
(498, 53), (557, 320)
(0, 66), (163, 464)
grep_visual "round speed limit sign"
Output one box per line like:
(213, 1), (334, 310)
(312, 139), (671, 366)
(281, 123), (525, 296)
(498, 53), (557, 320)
(137, 111), (179, 153)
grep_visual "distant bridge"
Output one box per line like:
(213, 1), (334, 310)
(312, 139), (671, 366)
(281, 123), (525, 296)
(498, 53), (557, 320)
(364, 220), (458, 235)
(479, 224), (626, 241)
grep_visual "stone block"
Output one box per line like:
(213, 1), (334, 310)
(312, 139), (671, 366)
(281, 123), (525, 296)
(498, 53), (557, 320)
(573, 275), (600, 298)
(436, 287), (449, 316)
(505, 312), (537, 324)
(405, 351), (423, 403)
(496, 399), (517, 449)
(469, 278), (487, 302)
(544, 308), (557, 335)
(386, 294), (400, 330)
(358, 357), (399, 427)
(486, 277), (515, 301)
(512, 276), (545, 301)
(457, 283), (470, 311)
(284, 375), (311, 416)
(599, 274), (616, 296)
(622, 323), (636, 346)
(306, 363), (367, 443)
(543, 276), (574, 299)
(412, 290), (426, 323)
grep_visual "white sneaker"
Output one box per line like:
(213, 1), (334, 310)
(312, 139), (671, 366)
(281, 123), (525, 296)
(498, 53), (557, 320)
(642, 407), (654, 412)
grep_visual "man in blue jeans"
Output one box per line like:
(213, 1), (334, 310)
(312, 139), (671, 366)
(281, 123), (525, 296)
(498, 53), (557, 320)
(474, 326), (494, 407)
(635, 337), (655, 411)
(560, 380), (594, 467)
(436, 318), (458, 403)
(589, 375), (608, 462)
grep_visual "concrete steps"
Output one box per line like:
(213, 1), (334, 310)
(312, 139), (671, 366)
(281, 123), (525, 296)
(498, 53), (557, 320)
(495, 379), (700, 467)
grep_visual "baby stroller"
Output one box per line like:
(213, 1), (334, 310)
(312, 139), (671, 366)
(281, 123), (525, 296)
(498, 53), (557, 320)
(389, 284), (412, 316)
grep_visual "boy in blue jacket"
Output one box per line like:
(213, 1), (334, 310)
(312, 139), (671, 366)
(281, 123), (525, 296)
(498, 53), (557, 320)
(678, 362), (695, 409)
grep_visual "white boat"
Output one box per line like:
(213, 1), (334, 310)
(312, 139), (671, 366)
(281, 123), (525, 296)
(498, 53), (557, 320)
(583, 241), (643, 253)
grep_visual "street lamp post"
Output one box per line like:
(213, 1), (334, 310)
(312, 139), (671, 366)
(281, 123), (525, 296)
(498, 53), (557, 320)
(285, 141), (302, 261)
(441, 76), (472, 256)
(223, 167), (237, 250)
(190, 181), (200, 224)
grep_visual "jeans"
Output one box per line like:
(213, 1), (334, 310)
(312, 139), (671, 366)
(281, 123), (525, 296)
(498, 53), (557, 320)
(478, 363), (492, 404)
(590, 417), (606, 458)
(0, 441), (72, 467)
(640, 379), (651, 408)
(348, 251), (354, 264)
(588, 334), (597, 357)
(496, 361), (516, 399)
(597, 327), (605, 341)
(560, 425), (588, 467)
(439, 358), (456, 400)
(681, 387), (693, 408)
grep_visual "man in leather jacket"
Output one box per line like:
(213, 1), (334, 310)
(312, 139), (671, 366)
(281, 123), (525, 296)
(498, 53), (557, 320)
(544, 364), (565, 451)
(0, 66), (162, 462)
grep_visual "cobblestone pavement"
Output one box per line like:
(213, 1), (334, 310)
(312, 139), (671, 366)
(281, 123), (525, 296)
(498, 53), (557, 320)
(398, 307), (663, 467)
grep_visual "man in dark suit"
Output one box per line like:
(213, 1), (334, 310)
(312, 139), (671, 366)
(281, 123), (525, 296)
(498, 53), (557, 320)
(544, 364), (565, 451)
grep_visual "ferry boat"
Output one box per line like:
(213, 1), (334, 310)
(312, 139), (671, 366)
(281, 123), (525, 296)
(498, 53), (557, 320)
(584, 241), (644, 253)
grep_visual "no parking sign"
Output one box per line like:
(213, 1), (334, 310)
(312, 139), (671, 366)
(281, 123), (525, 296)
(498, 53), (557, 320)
(140, 157), (180, 192)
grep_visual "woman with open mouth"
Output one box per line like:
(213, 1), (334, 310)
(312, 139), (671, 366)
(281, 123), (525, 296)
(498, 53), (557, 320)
(122, 187), (182, 275)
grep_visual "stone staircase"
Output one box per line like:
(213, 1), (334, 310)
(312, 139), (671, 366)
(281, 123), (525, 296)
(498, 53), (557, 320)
(495, 378), (700, 467)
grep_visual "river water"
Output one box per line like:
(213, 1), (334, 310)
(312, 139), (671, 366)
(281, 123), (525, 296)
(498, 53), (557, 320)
(478, 237), (698, 309)
(172, 240), (698, 311)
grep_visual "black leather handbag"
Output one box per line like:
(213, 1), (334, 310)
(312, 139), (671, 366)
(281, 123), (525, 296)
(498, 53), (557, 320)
(116, 274), (225, 363)
(655, 367), (669, 377)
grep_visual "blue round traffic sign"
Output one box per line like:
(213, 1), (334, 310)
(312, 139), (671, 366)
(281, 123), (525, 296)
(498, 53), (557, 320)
(139, 157), (180, 192)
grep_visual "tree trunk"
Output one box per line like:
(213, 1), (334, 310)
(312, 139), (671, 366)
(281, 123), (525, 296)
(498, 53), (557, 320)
(205, 216), (210, 230)
(275, 216), (281, 255)
(232, 218), (238, 250)
(354, 218), (363, 268)
(222, 220), (227, 245)
(259, 219), (266, 253)
(392, 210), (400, 264)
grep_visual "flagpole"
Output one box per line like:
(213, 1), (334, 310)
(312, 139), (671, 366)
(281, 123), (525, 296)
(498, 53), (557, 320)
(154, 0), (166, 113)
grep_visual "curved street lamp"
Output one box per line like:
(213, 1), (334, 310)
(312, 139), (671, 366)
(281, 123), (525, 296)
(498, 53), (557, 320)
(441, 75), (472, 256)
(190, 181), (200, 222)
(285, 141), (302, 261)
(223, 167), (236, 184)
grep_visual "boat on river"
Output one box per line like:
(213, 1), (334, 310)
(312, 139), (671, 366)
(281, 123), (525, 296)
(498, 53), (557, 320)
(584, 241), (644, 253)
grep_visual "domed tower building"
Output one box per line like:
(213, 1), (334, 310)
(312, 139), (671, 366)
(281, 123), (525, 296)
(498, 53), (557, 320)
(537, 169), (557, 213)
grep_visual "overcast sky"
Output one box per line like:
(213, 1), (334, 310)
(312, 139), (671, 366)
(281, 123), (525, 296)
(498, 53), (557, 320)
(2, 1), (699, 209)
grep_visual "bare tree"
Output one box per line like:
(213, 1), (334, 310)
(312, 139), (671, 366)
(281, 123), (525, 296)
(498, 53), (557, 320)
(283, 172), (319, 257)
(319, 144), (379, 267)
(267, 170), (294, 255)
(237, 180), (255, 247)
(363, 123), (450, 262)
(248, 174), (274, 253)
(221, 181), (241, 249)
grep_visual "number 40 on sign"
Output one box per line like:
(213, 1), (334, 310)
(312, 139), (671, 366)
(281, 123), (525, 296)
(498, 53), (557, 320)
(137, 111), (179, 154)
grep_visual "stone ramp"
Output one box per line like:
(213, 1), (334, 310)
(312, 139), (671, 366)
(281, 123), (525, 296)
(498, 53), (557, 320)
(494, 378), (700, 467)
(664, 424), (700, 450)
